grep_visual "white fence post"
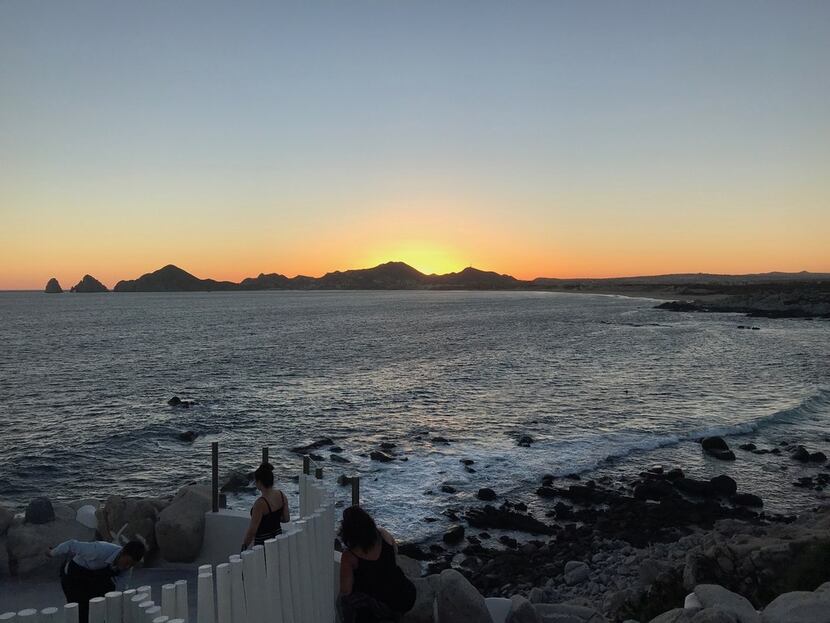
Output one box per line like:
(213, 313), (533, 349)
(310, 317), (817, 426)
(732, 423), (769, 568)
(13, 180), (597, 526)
(152, 618), (169, 623)
(0, 613), (17, 623)
(137, 587), (152, 602)
(275, 534), (294, 623)
(105, 591), (122, 623)
(15, 611), (36, 622)
(263, 539), (284, 623)
(228, 556), (246, 623)
(174, 580), (188, 623)
(89, 597), (106, 623)
(63, 604), (79, 623)
(196, 573), (215, 623)
(39, 609), (59, 623)
(240, 550), (262, 623)
(214, 563), (231, 623)
(295, 521), (314, 623)
(145, 606), (162, 623)
(121, 590), (136, 623)
(160, 585), (176, 620)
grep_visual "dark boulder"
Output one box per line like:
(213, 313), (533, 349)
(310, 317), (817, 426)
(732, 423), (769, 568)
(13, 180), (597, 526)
(738, 443), (757, 451)
(709, 475), (737, 496)
(666, 468), (685, 481)
(460, 459), (475, 466)
(633, 480), (675, 501)
(791, 446), (811, 462)
(177, 430), (198, 443)
(220, 470), (252, 492)
(732, 493), (763, 507)
(465, 505), (555, 535)
(431, 436), (449, 444)
(674, 477), (715, 498)
(443, 525), (465, 545)
(517, 435), (534, 447)
(380, 442), (396, 450)
(336, 475), (351, 487)
(25, 497), (55, 524)
(398, 543), (430, 560)
(441, 485), (457, 494)
(477, 488), (497, 501)
(701, 437), (735, 461)
(330, 454), (350, 464)
(810, 451), (827, 463)
(370, 451), (394, 463)
(291, 438), (335, 454)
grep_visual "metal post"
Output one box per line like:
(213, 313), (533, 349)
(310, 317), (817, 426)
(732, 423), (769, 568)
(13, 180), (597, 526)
(212, 442), (219, 513)
(351, 476), (360, 507)
(314, 467), (323, 480)
(262, 447), (269, 464)
(302, 455), (310, 475)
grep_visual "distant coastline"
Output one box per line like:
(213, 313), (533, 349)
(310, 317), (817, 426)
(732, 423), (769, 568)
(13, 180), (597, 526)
(19, 261), (830, 318)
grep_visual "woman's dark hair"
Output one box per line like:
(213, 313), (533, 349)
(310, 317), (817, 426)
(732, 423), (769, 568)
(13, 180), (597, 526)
(340, 506), (379, 550)
(121, 541), (146, 562)
(254, 462), (275, 488)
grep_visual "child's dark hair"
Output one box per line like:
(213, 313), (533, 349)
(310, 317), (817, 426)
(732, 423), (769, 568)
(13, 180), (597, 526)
(254, 462), (275, 488)
(121, 540), (146, 562)
(340, 506), (378, 550)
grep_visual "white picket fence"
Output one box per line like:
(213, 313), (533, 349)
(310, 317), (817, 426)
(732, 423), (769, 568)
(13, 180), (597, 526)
(0, 582), (188, 623)
(1, 473), (337, 623)
(195, 474), (336, 623)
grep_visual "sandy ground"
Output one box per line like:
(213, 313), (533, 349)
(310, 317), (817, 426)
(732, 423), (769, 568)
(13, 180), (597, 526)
(0, 566), (199, 614)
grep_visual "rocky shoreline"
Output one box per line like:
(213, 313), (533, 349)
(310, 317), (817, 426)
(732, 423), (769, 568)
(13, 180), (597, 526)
(4, 433), (830, 622)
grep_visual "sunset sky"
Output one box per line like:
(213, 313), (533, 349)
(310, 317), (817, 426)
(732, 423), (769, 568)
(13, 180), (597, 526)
(1, 1), (828, 290)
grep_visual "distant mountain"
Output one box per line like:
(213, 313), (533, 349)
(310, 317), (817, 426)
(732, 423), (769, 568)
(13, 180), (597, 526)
(44, 278), (63, 293)
(113, 264), (238, 292)
(110, 261), (527, 292)
(70, 275), (108, 293)
(533, 271), (830, 287)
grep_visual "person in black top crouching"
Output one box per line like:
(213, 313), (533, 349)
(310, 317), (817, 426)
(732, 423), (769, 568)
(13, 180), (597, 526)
(338, 506), (416, 623)
(242, 462), (289, 550)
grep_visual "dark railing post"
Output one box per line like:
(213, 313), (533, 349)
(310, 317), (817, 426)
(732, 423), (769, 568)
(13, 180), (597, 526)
(315, 467), (323, 480)
(262, 447), (269, 465)
(302, 455), (310, 475)
(211, 442), (219, 513)
(351, 476), (360, 507)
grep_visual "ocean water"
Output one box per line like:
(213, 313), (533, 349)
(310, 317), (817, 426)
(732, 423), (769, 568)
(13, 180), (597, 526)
(1, 290), (828, 541)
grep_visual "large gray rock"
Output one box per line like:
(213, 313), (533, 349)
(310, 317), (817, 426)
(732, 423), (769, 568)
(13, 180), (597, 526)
(760, 590), (830, 623)
(435, 569), (493, 623)
(693, 585), (759, 623)
(691, 609), (739, 623)
(507, 595), (541, 623)
(649, 609), (699, 623)
(7, 503), (94, 576)
(397, 554), (422, 580)
(25, 497), (55, 524)
(96, 495), (166, 551)
(402, 574), (439, 623)
(0, 505), (13, 536)
(534, 603), (606, 622)
(155, 485), (211, 562)
(564, 560), (590, 585)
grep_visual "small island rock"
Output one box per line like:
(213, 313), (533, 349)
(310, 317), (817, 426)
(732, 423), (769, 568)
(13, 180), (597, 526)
(44, 278), (63, 293)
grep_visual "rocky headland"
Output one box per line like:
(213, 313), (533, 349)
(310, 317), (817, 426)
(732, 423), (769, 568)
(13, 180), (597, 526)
(39, 264), (830, 320)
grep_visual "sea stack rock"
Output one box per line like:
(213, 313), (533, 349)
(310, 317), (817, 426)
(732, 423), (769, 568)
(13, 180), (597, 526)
(44, 278), (63, 293)
(70, 275), (108, 293)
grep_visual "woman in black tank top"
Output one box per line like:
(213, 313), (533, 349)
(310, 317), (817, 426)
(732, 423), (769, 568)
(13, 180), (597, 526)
(241, 463), (290, 550)
(338, 507), (416, 623)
